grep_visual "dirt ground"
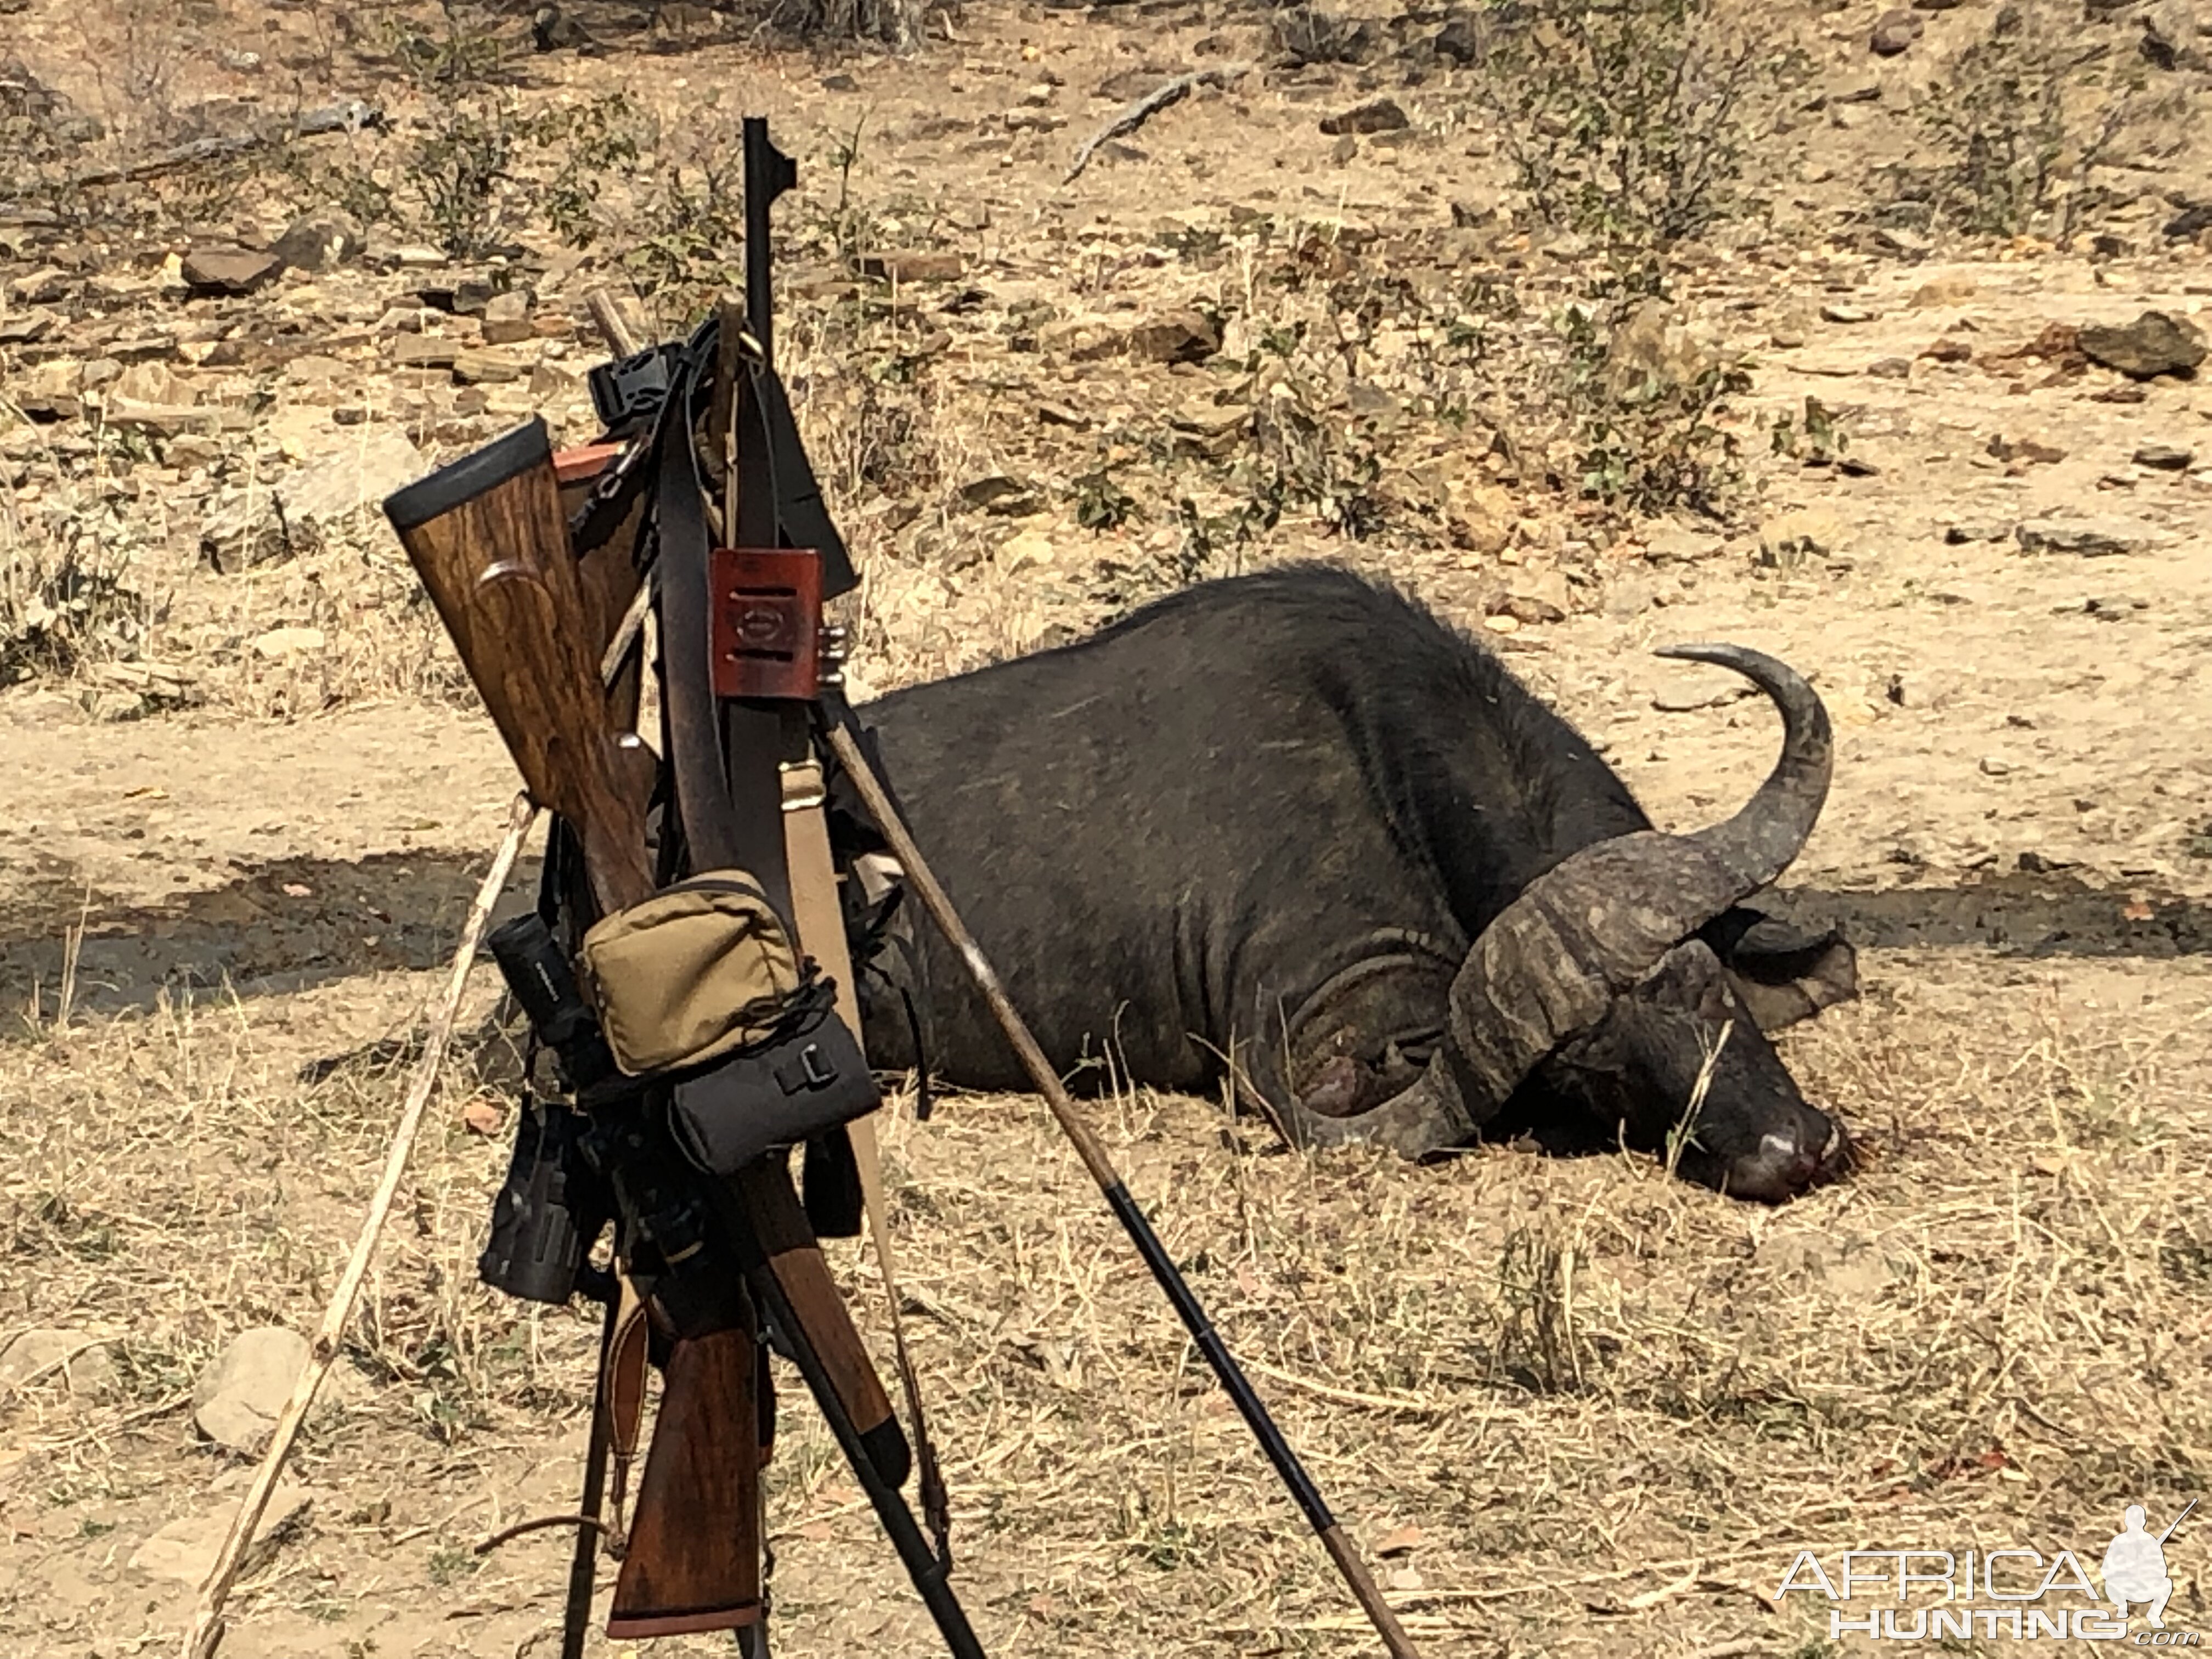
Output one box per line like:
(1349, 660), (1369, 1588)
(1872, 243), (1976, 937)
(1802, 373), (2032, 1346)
(3, 0), (2210, 1655)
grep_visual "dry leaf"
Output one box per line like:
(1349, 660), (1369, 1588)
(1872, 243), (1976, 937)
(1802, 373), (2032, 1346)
(460, 1098), (505, 1136)
(1374, 1525), (1427, 1557)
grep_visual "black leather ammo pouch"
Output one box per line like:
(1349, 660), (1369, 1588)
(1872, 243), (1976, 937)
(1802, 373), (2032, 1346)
(667, 976), (877, 1175)
(577, 869), (879, 1172)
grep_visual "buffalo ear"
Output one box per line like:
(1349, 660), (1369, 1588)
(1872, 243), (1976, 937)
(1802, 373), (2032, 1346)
(1702, 907), (1858, 1034)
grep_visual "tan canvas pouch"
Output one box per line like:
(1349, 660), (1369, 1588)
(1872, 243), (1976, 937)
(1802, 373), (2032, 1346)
(578, 870), (805, 1077)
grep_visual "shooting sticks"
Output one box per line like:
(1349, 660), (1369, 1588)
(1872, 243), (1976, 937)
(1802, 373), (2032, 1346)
(183, 792), (540, 1659)
(823, 724), (1425, 1659)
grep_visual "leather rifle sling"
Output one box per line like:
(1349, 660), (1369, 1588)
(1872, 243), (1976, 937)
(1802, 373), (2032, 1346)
(601, 1274), (652, 1553)
(779, 754), (952, 1561)
(653, 332), (786, 902)
(655, 322), (907, 1481)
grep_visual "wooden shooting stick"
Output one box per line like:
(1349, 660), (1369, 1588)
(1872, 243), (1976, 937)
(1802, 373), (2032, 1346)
(183, 792), (540, 1659)
(821, 725), (1425, 1659)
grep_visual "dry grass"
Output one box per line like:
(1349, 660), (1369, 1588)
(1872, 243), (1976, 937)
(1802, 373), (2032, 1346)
(4, 936), (2206, 1655)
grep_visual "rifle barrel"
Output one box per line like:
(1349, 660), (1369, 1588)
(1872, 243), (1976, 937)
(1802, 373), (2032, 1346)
(2160, 1497), (2197, 1544)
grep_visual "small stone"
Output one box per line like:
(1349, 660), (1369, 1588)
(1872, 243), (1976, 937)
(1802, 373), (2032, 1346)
(272, 210), (364, 274)
(2016, 517), (2146, 556)
(529, 358), (585, 399)
(1943, 520), (2010, 544)
(1433, 13), (1481, 61)
(1912, 276), (1979, 307)
(1758, 507), (1844, 569)
(193, 1327), (311, 1453)
(959, 475), (1042, 515)
(1870, 7), (1924, 53)
(452, 349), (529, 385)
(0, 1328), (117, 1395)
(129, 1487), (316, 1585)
(180, 247), (281, 296)
(2132, 442), (2194, 470)
(998, 527), (1055, 572)
(1821, 303), (1874, 324)
(9, 266), (72, 304)
(1330, 133), (1358, 165)
(1036, 401), (1089, 428)
(1119, 308), (1220, 365)
(416, 274), (495, 316)
(860, 250), (965, 284)
(1866, 356), (1912, 379)
(2078, 311), (2207, 380)
(1979, 755), (2014, 777)
(1921, 337), (1972, 363)
(1319, 98), (1409, 136)
(390, 335), (461, 370)
(1987, 432), (2066, 465)
(480, 289), (534, 345)
(251, 626), (327, 659)
(1487, 568), (1570, 625)
(103, 399), (225, 439)
(2164, 202), (2212, 242)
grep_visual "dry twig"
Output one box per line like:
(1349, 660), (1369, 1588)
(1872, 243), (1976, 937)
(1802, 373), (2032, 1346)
(179, 792), (538, 1659)
(1064, 66), (1253, 185)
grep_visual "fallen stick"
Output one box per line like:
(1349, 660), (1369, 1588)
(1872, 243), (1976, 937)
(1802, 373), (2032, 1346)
(1063, 64), (1252, 185)
(182, 792), (538, 1659)
(70, 101), (384, 189)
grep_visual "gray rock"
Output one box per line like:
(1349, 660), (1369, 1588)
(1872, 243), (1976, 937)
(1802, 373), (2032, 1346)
(1943, 519), (2011, 544)
(193, 1327), (310, 1453)
(1319, 97), (1409, 136)
(181, 247), (281, 296)
(480, 289), (535, 345)
(273, 210), (364, 274)
(451, 348), (531, 385)
(2133, 441), (2194, 470)
(2015, 517), (2147, 557)
(199, 426), (427, 572)
(0, 1328), (117, 1395)
(958, 475), (1043, 516)
(1117, 308), (1221, 365)
(1870, 7), (1924, 53)
(9, 266), (74, 303)
(129, 1486), (318, 1584)
(2079, 311), (2207, 379)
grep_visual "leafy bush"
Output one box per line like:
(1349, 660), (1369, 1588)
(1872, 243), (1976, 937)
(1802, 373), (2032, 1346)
(1916, 3), (2170, 241)
(1474, 0), (1801, 266)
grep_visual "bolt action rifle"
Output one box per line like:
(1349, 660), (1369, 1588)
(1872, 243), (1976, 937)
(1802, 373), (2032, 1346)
(381, 118), (981, 1657)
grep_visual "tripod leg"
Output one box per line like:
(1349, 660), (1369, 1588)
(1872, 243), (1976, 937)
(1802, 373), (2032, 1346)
(708, 1186), (988, 1659)
(561, 1295), (620, 1659)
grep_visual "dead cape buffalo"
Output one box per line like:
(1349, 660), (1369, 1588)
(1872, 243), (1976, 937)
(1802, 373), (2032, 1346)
(843, 564), (1857, 1201)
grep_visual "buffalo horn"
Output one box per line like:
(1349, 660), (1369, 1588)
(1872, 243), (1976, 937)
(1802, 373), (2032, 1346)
(1273, 643), (1832, 1160)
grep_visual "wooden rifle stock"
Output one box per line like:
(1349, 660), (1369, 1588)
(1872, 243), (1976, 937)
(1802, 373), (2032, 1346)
(383, 418), (657, 914)
(383, 419), (909, 1639)
(606, 1324), (764, 1638)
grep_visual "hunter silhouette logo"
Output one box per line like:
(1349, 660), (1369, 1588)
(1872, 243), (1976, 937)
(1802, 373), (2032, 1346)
(1775, 1498), (2200, 1643)
(2103, 1502), (2193, 1630)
